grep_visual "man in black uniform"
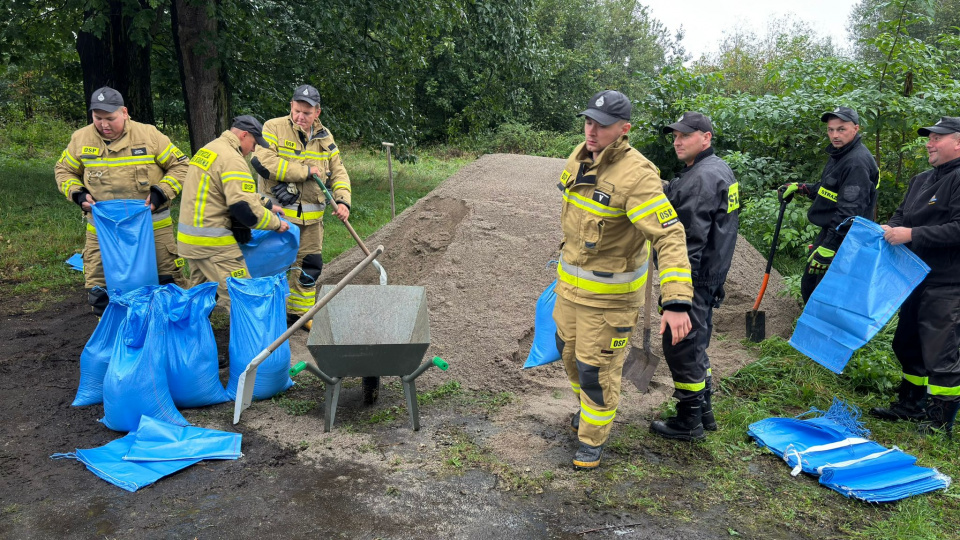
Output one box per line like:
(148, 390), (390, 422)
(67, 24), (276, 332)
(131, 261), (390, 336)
(650, 112), (739, 441)
(780, 107), (879, 303)
(871, 116), (960, 436)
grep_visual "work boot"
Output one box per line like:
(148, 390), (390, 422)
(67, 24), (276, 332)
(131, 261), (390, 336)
(650, 398), (706, 441)
(569, 410), (580, 435)
(288, 313), (312, 332)
(572, 442), (603, 470)
(702, 380), (717, 432)
(871, 379), (928, 422)
(918, 398), (960, 437)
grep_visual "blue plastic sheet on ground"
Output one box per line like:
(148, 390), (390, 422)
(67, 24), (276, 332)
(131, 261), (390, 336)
(66, 253), (84, 271)
(90, 199), (159, 295)
(73, 297), (126, 406)
(789, 217), (930, 374)
(749, 398), (950, 502)
(51, 416), (241, 492)
(157, 283), (230, 408)
(225, 274), (294, 400)
(101, 287), (188, 432)
(239, 217), (300, 278)
(123, 416), (242, 462)
(523, 280), (561, 369)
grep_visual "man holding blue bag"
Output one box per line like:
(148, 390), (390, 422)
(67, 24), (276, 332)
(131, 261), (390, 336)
(871, 116), (960, 436)
(54, 87), (189, 315)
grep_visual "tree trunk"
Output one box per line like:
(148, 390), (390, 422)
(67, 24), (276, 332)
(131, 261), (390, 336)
(171, 0), (229, 153)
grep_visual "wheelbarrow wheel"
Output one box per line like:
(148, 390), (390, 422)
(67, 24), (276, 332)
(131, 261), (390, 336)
(362, 377), (381, 404)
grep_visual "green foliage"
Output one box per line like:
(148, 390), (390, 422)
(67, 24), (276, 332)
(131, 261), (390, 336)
(739, 191), (819, 260)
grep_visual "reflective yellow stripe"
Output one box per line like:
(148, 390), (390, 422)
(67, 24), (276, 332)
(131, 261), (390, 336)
(60, 179), (84, 197)
(659, 267), (692, 285)
(627, 194), (671, 223)
(254, 209), (272, 229)
(580, 403), (616, 426)
(263, 132), (279, 146)
(706, 367), (712, 377)
(287, 295), (315, 308)
(928, 384), (960, 396)
(221, 171), (254, 183)
(282, 207), (323, 220)
(277, 148), (337, 161)
(83, 156), (157, 167)
(60, 149), (81, 170)
(558, 261), (646, 295)
(161, 176), (182, 194)
(177, 231), (237, 246)
(903, 373), (928, 387)
(331, 181), (351, 193)
(277, 159), (288, 182)
(156, 143), (176, 165)
(562, 190), (625, 218)
(570, 381), (581, 394)
(674, 380), (706, 392)
(818, 186), (838, 203)
(194, 173), (210, 228)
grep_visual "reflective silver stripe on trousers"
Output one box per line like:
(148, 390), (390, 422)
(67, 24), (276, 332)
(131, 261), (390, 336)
(177, 223), (233, 238)
(559, 256), (647, 284)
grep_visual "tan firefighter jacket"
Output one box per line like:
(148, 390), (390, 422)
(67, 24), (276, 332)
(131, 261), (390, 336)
(54, 119), (188, 232)
(252, 116), (351, 225)
(177, 131), (283, 260)
(557, 135), (693, 310)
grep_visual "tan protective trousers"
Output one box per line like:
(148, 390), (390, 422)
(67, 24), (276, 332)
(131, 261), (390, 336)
(286, 221), (323, 315)
(553, 295), (639, 447)
(185, 253), (250, 309)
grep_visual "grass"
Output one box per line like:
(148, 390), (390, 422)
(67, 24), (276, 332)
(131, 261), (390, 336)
(0, 118), (473, 304)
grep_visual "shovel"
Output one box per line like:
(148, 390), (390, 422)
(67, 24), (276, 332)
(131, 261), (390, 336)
(312, 173), (388, 285)
(622, 243), (661, 393)
(746, 196), (789, 342)
(232, 245), (384, 424)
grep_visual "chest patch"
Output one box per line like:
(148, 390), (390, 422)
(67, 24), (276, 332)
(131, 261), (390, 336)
(131, 147), (147, 156)
(81, 146), (100, 157)
(284, 140), (297, 149)
(190, 149), (218, 171)
(593, 190), (611, 206)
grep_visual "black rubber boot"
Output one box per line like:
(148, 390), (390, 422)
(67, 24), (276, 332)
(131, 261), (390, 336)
(702, 378), (717, 432)
(870, 379), (928, 422)
(650, 398), (706, 441)
(918, 398), (960, 437)
(572, 442), (603, 470)
(569, 410), (580, 435)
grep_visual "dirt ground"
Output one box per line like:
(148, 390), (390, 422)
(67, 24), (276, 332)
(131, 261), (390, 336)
(1, 154), (802, 539)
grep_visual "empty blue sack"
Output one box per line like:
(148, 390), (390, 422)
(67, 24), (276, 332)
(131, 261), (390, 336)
(790, 218), (930, 374)
(523, 280), (561, 369)
(90, 199), (159, 295)
(225, 274), (294, 400)
(239, 217), (301, 278)
(73, 296), (126, 406)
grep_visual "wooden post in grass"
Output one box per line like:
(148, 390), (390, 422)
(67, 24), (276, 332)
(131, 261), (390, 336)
(382, 142), (395, 219)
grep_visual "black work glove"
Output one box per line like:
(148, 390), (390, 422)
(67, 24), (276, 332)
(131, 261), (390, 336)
(271, 182), (299, 206)
(230, 217), (252, 245)
(71, 187), (93, 208)
(149, 185), (168, 210)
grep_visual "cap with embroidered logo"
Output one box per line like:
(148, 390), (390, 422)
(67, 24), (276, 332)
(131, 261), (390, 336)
(232, 115), (269, 148)
(821, 106), (860, 125)
(89, 86), (124, 113)
(662, 111), (713, 134)
(918, 116), (960, 136)
(292, 84), (321, 107)
(578, 90), (632, 126)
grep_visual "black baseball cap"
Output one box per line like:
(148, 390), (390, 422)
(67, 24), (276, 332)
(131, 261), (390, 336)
(578, 90), (632, 126)
(918, 116), (960, 136)
(292, 84), (321, 107)
(232, 115), (269, 148)
(821, 106), (860, 124)
(89, 86), (124, 113)
(662, 111), (713, 134)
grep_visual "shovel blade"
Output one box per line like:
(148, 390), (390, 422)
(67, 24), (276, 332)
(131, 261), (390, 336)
(232, 364), (259, 424)
(622, 345), (661, 393)
(746, 310), (766, 343)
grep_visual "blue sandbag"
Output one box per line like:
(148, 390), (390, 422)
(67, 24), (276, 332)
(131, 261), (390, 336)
(238, 217), (301, 278)
(90, 199), (159, 295)
(790, 218), (930, 374)
(124, 415), (242, 461)
(66, 253), (84, 271)
(819, 450), (950, 503)
(225, 274), (294, 400)
(101, 287), (189, 432)
(72, 297), (126, 406)
(51, 432), (200, 492)
(523, 280), (561, 369)
(157, 283), (229, 408)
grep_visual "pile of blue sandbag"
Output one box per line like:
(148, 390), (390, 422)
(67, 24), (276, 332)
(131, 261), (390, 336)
(749, 399), (951, 502)
(52, 415), (242, 492)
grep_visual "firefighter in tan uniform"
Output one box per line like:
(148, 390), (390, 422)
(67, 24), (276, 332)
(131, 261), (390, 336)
(177, 116), (288, 306)
(54, 86), (188, 315)
(251, 84), (351, 329)
(555, 90), (694, 470)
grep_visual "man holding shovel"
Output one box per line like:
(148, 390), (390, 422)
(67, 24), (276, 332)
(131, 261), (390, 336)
(779, 107), (878, 303)
(251, 84), (352, 330)
(650, 112), (739, 441)
(555, 90), (693, 470)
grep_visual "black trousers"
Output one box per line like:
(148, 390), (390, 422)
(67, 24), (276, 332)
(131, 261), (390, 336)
(662, 284), (723, 401)
(892, 281), (960, 402)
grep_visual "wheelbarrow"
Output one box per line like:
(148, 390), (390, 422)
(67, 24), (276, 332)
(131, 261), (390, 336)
(289, 284), (449, 432)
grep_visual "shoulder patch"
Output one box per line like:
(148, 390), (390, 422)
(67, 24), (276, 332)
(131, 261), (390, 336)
(328, 143), (337, 151)
(190, 149), (218, 171)
(241, 181), (256, 193)
(173, 147), (186, 161)
(81, 146), (100, 157)
(656, 203), (680, 228)
(560, 170), (571, 184)
(727, 182), (740, 213)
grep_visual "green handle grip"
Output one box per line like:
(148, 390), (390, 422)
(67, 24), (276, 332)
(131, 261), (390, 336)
(432, 356), (448, 371)
(289, 361), (307, 377)
(311, 174), (337, 205)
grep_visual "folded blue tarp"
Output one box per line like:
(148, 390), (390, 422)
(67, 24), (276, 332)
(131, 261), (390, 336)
(66, 253), (84, 271)
(749, 399), (950, 502)
(790, 218), (930, 374)
(52, 416), (242, 492)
